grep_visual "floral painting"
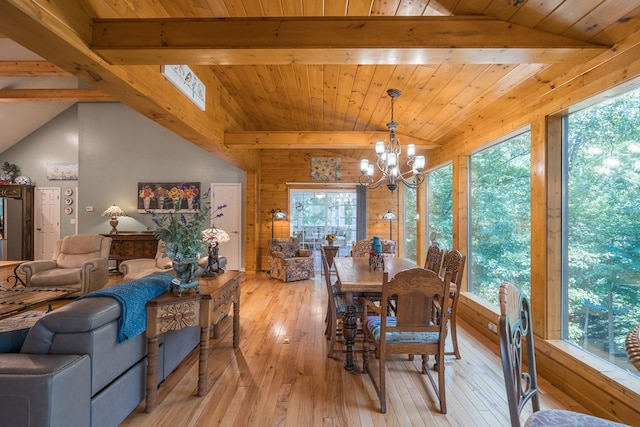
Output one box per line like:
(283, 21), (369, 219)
(311, 157), (341, 181)
(46, 161), (78, 180)
(137, 182), (201, 213)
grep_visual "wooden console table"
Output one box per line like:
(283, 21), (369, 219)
(145, 292), (212, 412)
(199, 270), (243, 348)
(102, 232), (158, 268)
(144, 270), (243, 412)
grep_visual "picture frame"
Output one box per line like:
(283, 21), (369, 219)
(137, 182), (201, 213)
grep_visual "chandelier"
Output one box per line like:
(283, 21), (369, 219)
(359, 89), (426, 193)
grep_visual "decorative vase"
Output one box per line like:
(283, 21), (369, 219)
(327, 240), (334, 246)
(157, 196), (165, 210)
(187, 197), (194, 210)
(143, 197), (151, 210)
(170, 257), (200, 296)
(172, 198), (182, 210)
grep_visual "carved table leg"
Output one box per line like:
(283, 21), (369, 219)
(233, 289), (240, 348)
(343, 306), (358, 372)
(146, 336), (159, 412)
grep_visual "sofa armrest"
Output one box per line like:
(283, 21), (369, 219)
(18, 261), (57, 282)
(0, 353), (91, 426)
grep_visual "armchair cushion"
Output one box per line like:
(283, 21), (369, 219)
(56, 234), (105, 268)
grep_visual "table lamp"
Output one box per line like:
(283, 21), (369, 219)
(101, 204), (127, 234)
(202, 227), (230, 276)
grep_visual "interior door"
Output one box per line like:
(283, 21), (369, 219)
(210, 183), (242, 271)
(35, 187), (60, 260)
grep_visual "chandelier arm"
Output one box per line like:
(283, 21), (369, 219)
(396, 172), (425, 189)
(359, 174), (388, 189)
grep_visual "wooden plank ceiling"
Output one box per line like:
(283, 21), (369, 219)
(1, 0), (640, 168)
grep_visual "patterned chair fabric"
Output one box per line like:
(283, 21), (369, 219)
(499, 282), (628, 427)
(268, 237), (315, 282)
(351, 238), (397, 258)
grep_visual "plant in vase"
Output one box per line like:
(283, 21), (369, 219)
(325, 233), (337, 246)
(0, 161), (20, 183)
(149, 189), (226, 295)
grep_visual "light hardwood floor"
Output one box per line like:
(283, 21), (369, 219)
(2, 266), (594, 426)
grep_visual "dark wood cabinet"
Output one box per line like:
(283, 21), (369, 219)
(0, 184), (34, 260)
(102, 231), (158, 267)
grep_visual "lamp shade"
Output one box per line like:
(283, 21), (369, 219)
(382, 210), (396, 220)
(101, 205), (127, 217)
(202, 228), (230, 244)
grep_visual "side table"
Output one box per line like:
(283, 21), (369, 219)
(145, 292), (212, 412)
(321, 245), (339, 275)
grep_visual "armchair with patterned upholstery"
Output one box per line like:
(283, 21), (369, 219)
(268, 237), (315, 282)
(19, 234), (112, 297)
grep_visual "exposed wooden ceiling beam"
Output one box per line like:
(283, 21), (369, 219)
(0, 89), (115, 102)
(224, 131), (439, 149)
(0, 61), (72, 77)
(90, 16), (608, 65)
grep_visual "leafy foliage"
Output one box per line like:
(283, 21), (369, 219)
(470, 132), (531, 305)
(566, 87), (640, 368)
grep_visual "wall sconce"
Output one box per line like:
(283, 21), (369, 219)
(101, 204), (127, 234)
(382, 209), (396, 240)
(270, 208), (287, 239)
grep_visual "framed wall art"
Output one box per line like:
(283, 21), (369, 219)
(46, 161), (78, 180)
(311, 157), (341, 181)
(137, 182), (201, 213)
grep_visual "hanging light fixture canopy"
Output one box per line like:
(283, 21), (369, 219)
(359, 89), (426, 193)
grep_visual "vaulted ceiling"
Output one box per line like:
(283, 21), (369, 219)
(1, 0), (639, 170)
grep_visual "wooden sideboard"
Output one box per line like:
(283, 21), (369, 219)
(102, 231), (158, 268)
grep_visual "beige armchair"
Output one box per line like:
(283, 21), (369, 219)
(119, 241), (220, 281)
(118, 241), (173, 281)
(19, 234), (112, 297)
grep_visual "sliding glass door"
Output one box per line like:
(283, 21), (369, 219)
(290, 190), (357, 270)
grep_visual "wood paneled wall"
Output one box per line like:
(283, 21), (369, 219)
(258, 149), (400, 271)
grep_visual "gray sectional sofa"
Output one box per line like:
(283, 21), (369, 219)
(0, 292), (200, 427)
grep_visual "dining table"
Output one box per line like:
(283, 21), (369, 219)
(333, 256), (418, 372)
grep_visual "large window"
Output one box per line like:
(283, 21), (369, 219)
(469, 132), (531, 305)
(564, 86), (640, 372)
(427, 164), (453, 251)
(289, 190), (357, 268)
(403, 187), (417, 262)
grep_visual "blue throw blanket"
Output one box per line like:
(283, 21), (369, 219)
(79, 273), (173, 342)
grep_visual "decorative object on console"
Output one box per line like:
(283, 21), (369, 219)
(101, 204), (127, 234)
(382, 209), (396, 240)
(14, 175), (31, 185)
(202, 227), (230, 276)
(150, 192), (226, 295)
(270, 208), (287, 239)
(359, 89), (426, 193)
(369, 236), (385, 270)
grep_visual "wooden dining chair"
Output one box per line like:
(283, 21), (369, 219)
(361, 268), (451, 414)
(424, 243), (444, 273)
(499, 282), (627, 427)
(441, 249), (466, 359)
(321, 248), (363, 358)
